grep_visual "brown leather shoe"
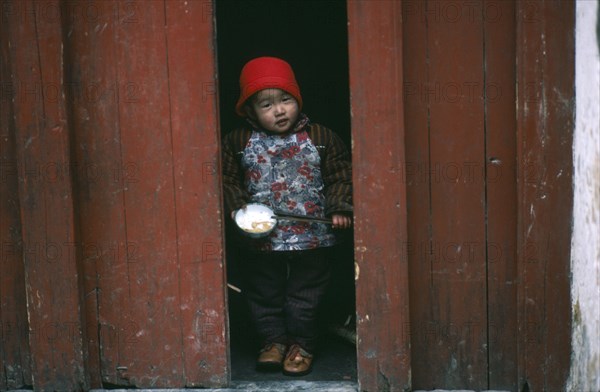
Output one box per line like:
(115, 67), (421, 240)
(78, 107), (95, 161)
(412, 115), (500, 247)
(282, 344), (313, 376)
(256, 343), (287, 371)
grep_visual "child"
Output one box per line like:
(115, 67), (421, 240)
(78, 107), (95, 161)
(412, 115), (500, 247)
(222, 56), (352, 376)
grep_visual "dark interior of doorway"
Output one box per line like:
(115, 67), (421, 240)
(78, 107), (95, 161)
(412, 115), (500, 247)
(215, 0), (356, 382)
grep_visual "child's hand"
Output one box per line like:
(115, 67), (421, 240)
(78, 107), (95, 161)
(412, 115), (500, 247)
(331, 214), (352, 229)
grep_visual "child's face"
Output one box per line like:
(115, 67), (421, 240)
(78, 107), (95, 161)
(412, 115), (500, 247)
(246, 88), (300, 133)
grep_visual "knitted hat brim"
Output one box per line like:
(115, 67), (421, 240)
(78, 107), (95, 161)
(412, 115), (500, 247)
(235, 77), (303, 116)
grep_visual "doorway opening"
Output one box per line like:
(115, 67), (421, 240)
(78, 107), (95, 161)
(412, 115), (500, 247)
(215, 0), (356, 382)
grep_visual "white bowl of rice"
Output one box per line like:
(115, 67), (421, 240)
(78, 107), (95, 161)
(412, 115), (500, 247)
(234, 203), (277, 238)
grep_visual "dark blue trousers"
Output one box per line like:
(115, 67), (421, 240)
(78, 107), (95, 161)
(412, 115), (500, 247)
(242, 247), (333, 353)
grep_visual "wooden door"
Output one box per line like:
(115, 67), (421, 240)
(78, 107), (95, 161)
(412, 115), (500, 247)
(403, 0), (517, 389)
(2, 1), (228, 389)
(348, 1), (574, 391)
(65, 1), (227, 387)
(348, 2), (412, 391)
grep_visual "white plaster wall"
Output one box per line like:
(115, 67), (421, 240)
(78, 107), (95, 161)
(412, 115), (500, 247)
(568, 1), (600, 391)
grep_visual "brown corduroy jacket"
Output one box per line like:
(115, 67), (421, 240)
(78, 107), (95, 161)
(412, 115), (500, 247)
(221, 123), (353, 217)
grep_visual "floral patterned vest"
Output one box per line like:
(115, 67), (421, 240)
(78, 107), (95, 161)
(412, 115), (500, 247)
(242, 129), (336, 251)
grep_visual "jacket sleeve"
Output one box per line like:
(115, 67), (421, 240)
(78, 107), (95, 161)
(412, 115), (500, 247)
(221, 130), (250, 216)
(319, 127), (353, 216)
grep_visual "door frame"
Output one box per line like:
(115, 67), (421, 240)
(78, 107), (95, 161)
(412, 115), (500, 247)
(347, 2), (412, 390)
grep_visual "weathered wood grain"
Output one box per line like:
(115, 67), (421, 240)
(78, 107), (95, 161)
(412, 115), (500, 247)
(484, 1), (518, 389)
(5, 0), (86, 389)
(67, 0), (227, 387)
(0, 5), (32, 388)
(404, 0), (488, 388)
(348, 1), (412, 391)
(165, 1), (228, 387)
(516, 1), (574, 390)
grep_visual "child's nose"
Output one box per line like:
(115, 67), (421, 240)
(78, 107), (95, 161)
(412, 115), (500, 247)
(274, 102), (286, 115)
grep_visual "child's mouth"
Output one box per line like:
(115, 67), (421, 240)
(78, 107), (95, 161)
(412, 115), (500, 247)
(276, 119), (288, 126)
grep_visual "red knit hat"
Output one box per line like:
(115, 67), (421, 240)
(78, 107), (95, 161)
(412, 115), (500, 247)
(235, 57), (303, 116)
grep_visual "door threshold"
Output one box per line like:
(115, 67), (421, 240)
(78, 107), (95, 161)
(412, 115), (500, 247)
(230, 380), (358, 391)
(88, 380), (358, 391)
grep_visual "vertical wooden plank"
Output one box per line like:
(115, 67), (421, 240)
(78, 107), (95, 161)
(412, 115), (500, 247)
(516, 1), (574, 390)
(0, 7), (32, 387)
(67, 0), (228, 387)
(347, 1), (411, 391)
(404, 0), (488, 388)
(67, 0), (195, 387)
(536, 3), (574, 387)
(5, 0), (86, 389)
(402, 0), (434, 389)
(104, 1), (183, 387)
(428, 0), (487, 387)
(483, 1), (518, 389)
(517, 12), (548, 389)
(63, 0), (128, 387)
(165, 1), (228, 387)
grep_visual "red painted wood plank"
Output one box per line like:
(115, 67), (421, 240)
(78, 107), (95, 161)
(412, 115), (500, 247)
(66, 1), (228, 387)
(108, 2), (183, 387)
(165, 1), (228, 387)
(429, 14), (487, 390)
(404, 0), (488, 388)
(5, 0), (86, 389)
(516, 1), (574, 390)
(63, 0), (133, 387)
(516, 4), (544, 387)
(483, 1), (518, 389)
(402, 0), (438, 388)
(539, 5), (575, 389)
(0, 11), (32, 388)
(347, 1), (411, 391)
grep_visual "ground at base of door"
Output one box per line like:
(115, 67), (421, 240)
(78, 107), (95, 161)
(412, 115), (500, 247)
(9, 383), (512, 392)
(86, 381), (357, 391)
(88, 384), (510, 392)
